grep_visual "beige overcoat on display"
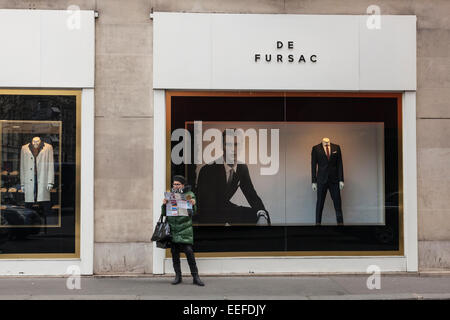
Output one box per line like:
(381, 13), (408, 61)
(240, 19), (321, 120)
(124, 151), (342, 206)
(20, 142), (55, 203)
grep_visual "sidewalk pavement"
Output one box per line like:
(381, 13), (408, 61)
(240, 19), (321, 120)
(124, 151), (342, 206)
(0, 273), (449, 300)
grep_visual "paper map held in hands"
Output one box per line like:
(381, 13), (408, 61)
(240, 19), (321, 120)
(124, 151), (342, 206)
(164, 192), (193, 216)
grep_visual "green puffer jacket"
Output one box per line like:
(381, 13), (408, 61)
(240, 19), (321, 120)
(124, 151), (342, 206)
(161, 187), (196, 245)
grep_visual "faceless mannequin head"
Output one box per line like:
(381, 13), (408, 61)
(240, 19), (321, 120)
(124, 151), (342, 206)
(322, 137), (330, 146)
(32, 137), (41, 149)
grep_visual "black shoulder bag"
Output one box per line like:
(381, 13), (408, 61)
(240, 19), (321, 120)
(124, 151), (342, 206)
(151, 214), (172, 248)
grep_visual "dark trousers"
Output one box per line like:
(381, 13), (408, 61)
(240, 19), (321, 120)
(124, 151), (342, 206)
(316, 182), (344, 224)
(171, 243), (199, 275)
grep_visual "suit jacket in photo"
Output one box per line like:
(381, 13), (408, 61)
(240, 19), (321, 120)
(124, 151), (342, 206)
(195, 163), (266, 222)
(311, 143), (344, 185)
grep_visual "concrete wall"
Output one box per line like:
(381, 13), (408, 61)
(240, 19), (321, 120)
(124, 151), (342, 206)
(1, 0), (448, 273)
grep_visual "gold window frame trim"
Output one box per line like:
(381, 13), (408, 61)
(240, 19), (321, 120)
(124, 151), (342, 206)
(165, 90), (404, 258)
(0, 89), (81, 259)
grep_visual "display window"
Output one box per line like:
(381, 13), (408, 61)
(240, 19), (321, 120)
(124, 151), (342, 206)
(0, 90), (80, 258)
(168, 91), (403, 256)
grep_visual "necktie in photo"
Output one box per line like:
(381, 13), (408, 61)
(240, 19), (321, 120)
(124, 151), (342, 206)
(227, 168), (234, 186)
(326, 145), (330, 159)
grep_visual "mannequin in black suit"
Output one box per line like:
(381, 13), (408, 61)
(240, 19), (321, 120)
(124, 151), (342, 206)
(194, 130), (270, 225)
(311, 137), (344, 225)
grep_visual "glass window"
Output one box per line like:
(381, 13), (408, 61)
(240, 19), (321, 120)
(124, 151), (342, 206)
(0, 90), (79, 257)
(169, 92), (402, 255)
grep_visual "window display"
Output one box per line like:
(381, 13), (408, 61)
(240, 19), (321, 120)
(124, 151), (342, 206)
(169, 92), (402, 254)
(185, 122), (385, 226)
(0, 91), (79, 257)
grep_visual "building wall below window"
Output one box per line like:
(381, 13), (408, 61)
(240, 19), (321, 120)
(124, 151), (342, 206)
(1, 0), (447, 273)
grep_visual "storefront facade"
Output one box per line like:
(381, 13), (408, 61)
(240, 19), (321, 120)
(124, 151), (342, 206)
(152, 12), (418, 274)
(0, 1), (448, 275)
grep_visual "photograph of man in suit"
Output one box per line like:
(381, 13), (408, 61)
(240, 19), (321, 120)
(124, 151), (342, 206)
(194, 130), (271, 226)
(311, 137), (345, 225)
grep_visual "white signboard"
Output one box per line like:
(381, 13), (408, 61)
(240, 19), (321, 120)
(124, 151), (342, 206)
(0, 9), (95, 88)
(153, 13), (416, 91)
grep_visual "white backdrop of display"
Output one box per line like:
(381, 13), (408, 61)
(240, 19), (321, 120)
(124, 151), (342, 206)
(195, 122), (384, 225)
(285, 123), (385, 225)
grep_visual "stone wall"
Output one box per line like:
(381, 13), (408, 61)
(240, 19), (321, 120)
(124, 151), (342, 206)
(0, 0), (448, 272)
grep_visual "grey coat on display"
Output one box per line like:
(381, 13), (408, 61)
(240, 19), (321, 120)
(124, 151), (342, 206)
(20, 142), (55, 203)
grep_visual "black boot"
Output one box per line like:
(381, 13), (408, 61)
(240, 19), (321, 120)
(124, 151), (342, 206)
(184, 245), (204, 286)
(192, 273), (205, 286)
(171, 272), (182, 285)
(171, 245), (182, 285)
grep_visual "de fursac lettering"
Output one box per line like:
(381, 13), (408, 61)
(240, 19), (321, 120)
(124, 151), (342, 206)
(254, 41), (317, 64)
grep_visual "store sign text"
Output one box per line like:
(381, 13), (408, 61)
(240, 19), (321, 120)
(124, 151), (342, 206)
(254, 41), (318, 64)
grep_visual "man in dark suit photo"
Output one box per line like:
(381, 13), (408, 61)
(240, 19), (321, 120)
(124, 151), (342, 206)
(311, 137), (345, 225)
(194, 130), (271, 226)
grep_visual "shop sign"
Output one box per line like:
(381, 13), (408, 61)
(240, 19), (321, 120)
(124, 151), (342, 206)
(254, 41), (318, 64)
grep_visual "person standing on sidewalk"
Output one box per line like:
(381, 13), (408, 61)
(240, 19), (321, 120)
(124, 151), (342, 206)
(162, 175), (205, 286)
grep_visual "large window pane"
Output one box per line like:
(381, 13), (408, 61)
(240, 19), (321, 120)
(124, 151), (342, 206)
(0, 92), (79, 256)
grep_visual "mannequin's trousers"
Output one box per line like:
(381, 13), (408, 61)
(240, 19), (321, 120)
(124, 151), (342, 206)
(315, 182), (344, 224)
(170, 243), (199, 275)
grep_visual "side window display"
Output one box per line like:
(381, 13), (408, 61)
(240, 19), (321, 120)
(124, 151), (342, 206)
(0, 92), (78, 256)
